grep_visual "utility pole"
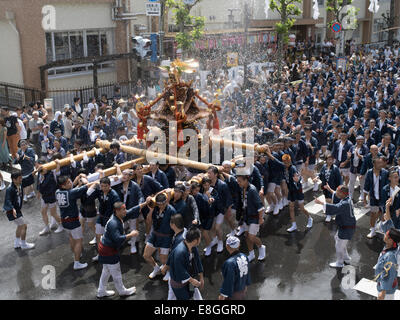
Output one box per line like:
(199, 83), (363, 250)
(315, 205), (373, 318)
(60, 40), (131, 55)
(159, 0), (165, 61)
(243, 1), (249, 89)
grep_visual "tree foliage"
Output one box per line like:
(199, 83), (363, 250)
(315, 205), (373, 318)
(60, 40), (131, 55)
(269, 0), (302, 44)
(166, 0), (205, 51)
(326, 0), (359, 29)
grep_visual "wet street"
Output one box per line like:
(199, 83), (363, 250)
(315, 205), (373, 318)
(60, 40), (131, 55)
(0, 175), (385, 300)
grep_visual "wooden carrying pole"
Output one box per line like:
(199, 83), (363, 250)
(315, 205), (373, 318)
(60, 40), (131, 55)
(41, 147), (106, 171)
(209, 136), (267, 153)
(121, 136), (267, 153)
(99, 157), (146, 177)
(97, 140), (222, 172)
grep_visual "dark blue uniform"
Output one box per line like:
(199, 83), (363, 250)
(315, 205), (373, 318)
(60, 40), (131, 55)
(381, 185), (400, 229)
(195, 189), (219, 230)
(220, 252), (251, 300)
(114, 181), (144, 211)
(319, 164), (342, 199)
(38, 171), (58, 204)
(148, 204), (177, 249)
(169, 241), (203, 300)
(3, 183), (23, 221)
(239, 183), (264, 225)
(146, 169), (169, 189)
(88, 188), (121, 227)
(363, 168), (389, 208)
(56, 186), (88, 230)
(325, 197), (356, 240)
(98, 205), (141, 264)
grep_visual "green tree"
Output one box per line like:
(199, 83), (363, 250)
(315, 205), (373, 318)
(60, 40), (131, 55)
(326, 0), (358, 27)
(269, 0), (302, 81)
(326, 0), (359, 55)
(166, 0), (205, 54)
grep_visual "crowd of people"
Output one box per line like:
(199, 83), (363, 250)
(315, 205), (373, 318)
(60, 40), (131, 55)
(2, 41), (400, 300)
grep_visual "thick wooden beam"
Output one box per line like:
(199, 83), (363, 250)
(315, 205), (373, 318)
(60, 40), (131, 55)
(96, 139), (223, 172)
(40, 148), (106, 171)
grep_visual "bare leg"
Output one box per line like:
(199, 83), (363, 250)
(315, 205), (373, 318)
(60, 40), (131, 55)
(143, 245), (157, 267)
(49, 206), (61, 224)
(289, 202), (296, 223)
(202, 229), (211, 247)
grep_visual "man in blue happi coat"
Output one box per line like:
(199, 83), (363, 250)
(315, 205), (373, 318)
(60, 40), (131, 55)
(219, 236), (251, 300)
(315, 185), (356, 268)
(168, 227), (204, 300)
(97, 200), (150, 298)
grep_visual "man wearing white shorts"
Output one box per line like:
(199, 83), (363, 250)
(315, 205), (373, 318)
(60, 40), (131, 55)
(332, 132), (353, 186)
(3, 172), (35, 250)
(236, 175), (266, 262)
(143, 193), (177, 279)
(56, 175), (90, 270)
(37, 160), (64, 235)
(207, 166), (233, 253)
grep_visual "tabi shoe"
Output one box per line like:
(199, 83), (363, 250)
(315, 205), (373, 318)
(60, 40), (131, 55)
(49, 219), (58, 230)
(226, 230), (236, 238)
(367, 228), (376, 239)
(163, 271), (170, 282)
(27, 192), (35, 199)
(278, 200), (283, 210)
(209, 237), (218, 248)
(236, 225), (246, 236)
(92, 254), (99, 262)
(325, 215), (332, 223)
(273, 205), (280, 215)
(287, 222), (297, 233)
(149, 265), (161, 279)
(258, 245), (266, 261)
(130, 245), (137, 254)
(97, 290), (115, 298)
(204, 246), (212, 256)
(14, 239), (21, 249)
(306, 217), (313, 229)
(23, 195), (28, 203)
(120, 287), (136, 297)
(217, 240), (224, 253)
(329, 261), (344, 268)
(39, 225), (51, 236)
(247, 250), (255, 263)
(89, 237), (97, 245)
(0, 181), (6, 191)
(20, 242), (35, 250)
(54, 225), (64, 233)
(73, 261), (88, 270)
(344, 258), (351, 265)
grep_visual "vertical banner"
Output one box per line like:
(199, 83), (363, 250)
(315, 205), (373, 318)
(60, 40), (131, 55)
(227, 52), (239, 67)
(150, 33), (158, 63)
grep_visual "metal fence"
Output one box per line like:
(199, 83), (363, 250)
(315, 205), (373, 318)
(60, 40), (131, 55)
(0, 82), (42, 109)
(47, 80), (136, 112)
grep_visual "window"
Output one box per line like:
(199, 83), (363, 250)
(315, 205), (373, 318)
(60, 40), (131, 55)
(69, 31), (84, 59)
(54, 32), (70, 61)
(45, 29), (115, 77)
